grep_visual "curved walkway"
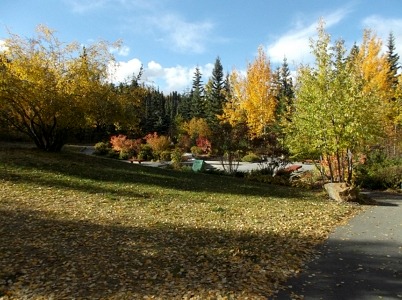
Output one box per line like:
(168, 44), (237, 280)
(276, 191), (402, 300)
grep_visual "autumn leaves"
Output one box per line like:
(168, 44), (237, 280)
(221, 47), (277, 139)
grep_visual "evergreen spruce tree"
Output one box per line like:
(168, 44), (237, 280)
(386, 32), (400, 91)
(268, 57), (295, 155)
(205, 57), (226, 127)
(165, 91), (180, 122)
(165, 91), (181, 138)
(190, 66), (205, 118)
(275, 57), (294, 123)
(140, 88), (169, 134)
(386, 32), (401, 156)
(178, 91), (192, 121)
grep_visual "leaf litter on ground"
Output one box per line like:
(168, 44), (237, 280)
(0, 145), (363, 299)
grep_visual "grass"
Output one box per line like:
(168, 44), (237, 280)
(0, 144), (362, 299)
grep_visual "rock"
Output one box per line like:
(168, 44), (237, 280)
(324, 182), (359, 202)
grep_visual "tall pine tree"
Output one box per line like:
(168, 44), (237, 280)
(386, 32), (400, 92)
(271, 57), (295, 154)
(386, 32), (401, 156)
(190, 66), (205, 118)
(275, 57), (294, 123)
(177, 90), (192, 121)
(205, 57), (226, 127)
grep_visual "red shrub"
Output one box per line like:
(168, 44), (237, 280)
(196, 136), (211, 154)
(110, 134), (142, 153)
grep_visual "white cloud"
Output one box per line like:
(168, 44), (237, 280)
(267, 23), (316, 65)
(110, 45), (130, 57)
(267, 8), (352, 64)
(151, 13), (214, 54)
(110, 57), (214, 93)
(362, 15), (402, 56)
(153, 63), (212, 93)
(163, 66), (194, 93)
(146, 60), (164, 77)
(0, 40), (8, 52)
(109, 58), (142, 83)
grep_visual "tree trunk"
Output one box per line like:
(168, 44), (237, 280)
(326, 154), (335, 183)
(24, 118), (67, 152)
(336, 149), (342, 182)
(346, 149), (353, 184)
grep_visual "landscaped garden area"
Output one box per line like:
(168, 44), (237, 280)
(0, 145), (362, 299)
(1, 19), (401, 299)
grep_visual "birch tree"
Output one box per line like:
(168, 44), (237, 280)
(286, 21), (386, 183)
(0, 25), (120, 151)
(221, 46), (277, 139)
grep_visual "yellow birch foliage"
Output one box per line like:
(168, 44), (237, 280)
(0, 26), (82, 129)
(221, 46), (277, 139)
(183, 117), (211, 140)
(397, 76), (402, 125)
(348, 30), (394, 149)
(354, 30), (390, 100)
(220, 70), (246, 126)
(0, 25), (122, 151)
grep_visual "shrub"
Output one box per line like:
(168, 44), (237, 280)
(160, 150), (172, 161)
(94, 142), (111, 156)
(119, 149), (134, 160)
(291, 169), (324, 189)
(137, 144), (154, 161)
(169, 148), (184, 169)
(106, 149), (119, 159)
(255, 161), (279, 176)
(177, 134), (191, 152)
(355, 163), (402, 190)
(110, 134), (142, 158)
(354, 151), (402, 190)
(110, 134), (129, 152)
(191, 146), (204, 156)
(171, 148), (184, 163)
(145, 133), (170, 151)
(246, 171), (291, 186)
(245, 157), (293, 186)
(196, 136), (211, 154)
(242, 153), (261, 163)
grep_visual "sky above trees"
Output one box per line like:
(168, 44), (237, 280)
(1, 0), (402, 93)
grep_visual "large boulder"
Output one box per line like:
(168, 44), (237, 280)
(324, 182), (359, 202)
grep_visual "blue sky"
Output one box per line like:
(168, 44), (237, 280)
(1, 0), (402, 93)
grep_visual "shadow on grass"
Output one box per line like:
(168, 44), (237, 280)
(0, 147), (309, 200)
(1, 208), (315, 299)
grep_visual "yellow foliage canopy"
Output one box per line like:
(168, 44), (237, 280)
(221, 46), (277, 139)
(354, 30), (391, 100)
(0, 25), (122, 151)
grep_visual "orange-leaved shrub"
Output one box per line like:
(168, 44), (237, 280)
(110, 134), (142, 159)
(144, 132), (171, 159)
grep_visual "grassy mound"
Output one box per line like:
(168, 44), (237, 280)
(0, 145), (361, 299)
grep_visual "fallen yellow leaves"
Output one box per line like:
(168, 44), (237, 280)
(0, 148), (362, 299)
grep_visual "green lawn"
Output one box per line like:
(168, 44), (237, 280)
(0, 144), (361, 299)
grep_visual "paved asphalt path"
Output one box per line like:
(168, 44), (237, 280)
(275, 191), (402, 300)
